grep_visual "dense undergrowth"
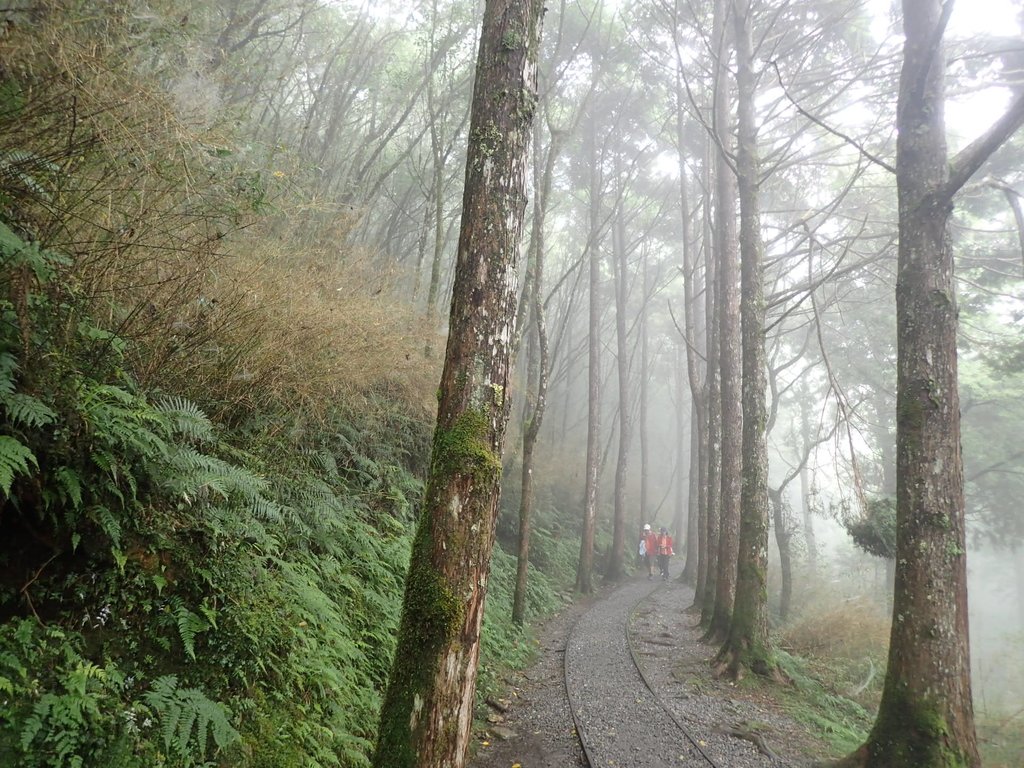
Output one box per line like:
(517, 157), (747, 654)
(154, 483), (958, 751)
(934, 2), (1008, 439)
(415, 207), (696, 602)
(0, 5), (576, 766)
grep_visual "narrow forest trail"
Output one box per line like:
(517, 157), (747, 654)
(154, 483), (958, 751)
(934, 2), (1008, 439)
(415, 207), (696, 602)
(470, 577), (828, 768)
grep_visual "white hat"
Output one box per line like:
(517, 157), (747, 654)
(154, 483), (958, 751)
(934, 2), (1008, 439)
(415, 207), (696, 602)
(643, 524), (651, 531)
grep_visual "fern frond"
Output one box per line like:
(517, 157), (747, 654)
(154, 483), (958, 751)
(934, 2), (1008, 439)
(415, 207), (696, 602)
(0, 435), (37, 496)
(166, 599), (213, 660)
(143, 675), (239, 758)
(88, 505), (122, 547)
(2, 391), (57, 428)
(155, 396), (215, 443)
(54, 466), (83, 509)
(0, 352), (17, 396)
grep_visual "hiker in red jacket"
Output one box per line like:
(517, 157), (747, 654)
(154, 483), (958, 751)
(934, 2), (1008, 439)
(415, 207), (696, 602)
(656, 527), (674, 581)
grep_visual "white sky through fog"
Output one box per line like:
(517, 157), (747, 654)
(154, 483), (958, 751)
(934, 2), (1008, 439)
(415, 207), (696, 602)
(868, 0), (1021, 146)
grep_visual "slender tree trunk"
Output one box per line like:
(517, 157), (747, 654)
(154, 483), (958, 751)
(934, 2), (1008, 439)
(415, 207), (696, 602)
(606, 183), (632, 583)
(769, 488), (793, 623)
(708, 0), (741, 642)
(576, 119), (602, 594)
(639, 252), (651, 528)
(512, 121), (557, 626)
(798, 393), (818, 574)
(372, 1), (544, 765)
(671, 73), (705, 587)
(699, 139), (721, 620)
(681, 352), (700, 584)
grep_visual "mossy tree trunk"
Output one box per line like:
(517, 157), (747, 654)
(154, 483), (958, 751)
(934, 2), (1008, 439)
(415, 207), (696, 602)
(699, 135), (721, 619)
(844, 0), (1024, 765)
(716, 0), (776, 680)
(707, 0), (741, 642)
(371, 0), (544, 765)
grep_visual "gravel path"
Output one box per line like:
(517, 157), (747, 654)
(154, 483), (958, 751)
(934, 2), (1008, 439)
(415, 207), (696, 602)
(566, 577), (712, 767)
(470, 576), (823, 768)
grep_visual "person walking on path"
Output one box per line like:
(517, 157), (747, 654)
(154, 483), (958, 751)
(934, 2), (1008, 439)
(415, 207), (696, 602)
(656, 526), (674, 580)
(641, 524), (658, 579)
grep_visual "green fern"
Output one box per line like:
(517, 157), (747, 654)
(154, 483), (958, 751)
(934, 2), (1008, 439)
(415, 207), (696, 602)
(3, 392), (57, 428)
(53, 466), (83, 510)
(155, 396), (215, 444)
(0, 351), (20, 396)
(142, 675), (238, 759)
(0, 435), (36, 496)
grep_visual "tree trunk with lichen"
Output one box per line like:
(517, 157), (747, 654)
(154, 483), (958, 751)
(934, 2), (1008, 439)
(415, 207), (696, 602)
(844, 0), (1024, 764)
(698, 137), (721, 619)
(707, 0), (741, 642)
(715, 0), (775, 681)
(371, 1), (544, 765)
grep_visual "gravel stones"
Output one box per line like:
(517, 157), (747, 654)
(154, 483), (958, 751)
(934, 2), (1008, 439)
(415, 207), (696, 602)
(470, 577), (820, 768)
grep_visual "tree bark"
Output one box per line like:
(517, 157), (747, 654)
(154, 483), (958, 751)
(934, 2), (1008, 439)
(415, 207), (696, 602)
(708, 0), (741, 642)
(699, 135), (721, 620)
(716, 0), (775, 680)
(847, 0), (1024, 764)
(371, 1), (544, 765)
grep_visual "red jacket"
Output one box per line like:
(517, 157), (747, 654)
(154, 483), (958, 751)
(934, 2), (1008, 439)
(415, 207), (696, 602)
(643, 532), (658, 557)
(656, 533), (674, 556)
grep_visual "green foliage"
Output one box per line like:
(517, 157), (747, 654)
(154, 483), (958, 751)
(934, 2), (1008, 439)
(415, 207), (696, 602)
(844, 496), (897, 559)
(143, 675), (239, 761)
(0, 202), (428, 766)
(0, 434), (37, 496)
(775, 650), (874, 756)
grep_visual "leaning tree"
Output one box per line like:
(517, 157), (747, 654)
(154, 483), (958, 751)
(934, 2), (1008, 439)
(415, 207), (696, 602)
(371, 0), (545, 765)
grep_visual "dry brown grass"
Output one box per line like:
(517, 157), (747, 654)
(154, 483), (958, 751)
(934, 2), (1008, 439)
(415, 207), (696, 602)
(1, 3), (441, 426)
(783, 596), (891, 662)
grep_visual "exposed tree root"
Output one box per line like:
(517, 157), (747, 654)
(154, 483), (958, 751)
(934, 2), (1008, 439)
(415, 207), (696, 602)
(712, 645), (788, 684)
(713, 724), (781, 762)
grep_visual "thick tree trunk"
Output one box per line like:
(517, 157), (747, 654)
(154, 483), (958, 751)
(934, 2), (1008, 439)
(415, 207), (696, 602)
(716, 0), (775, 680)
(576, 119), (602, 595)
(708, 0), (741, 642)
(851, 0), (989, 764)
(371, 1), (543, 765)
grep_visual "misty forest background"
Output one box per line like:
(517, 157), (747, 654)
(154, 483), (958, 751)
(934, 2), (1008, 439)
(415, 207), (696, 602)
(1, 0), (1023, 766)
